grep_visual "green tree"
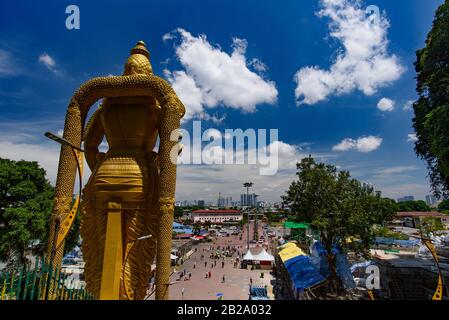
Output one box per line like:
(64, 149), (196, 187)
(420, 217), (445, 236)
(0, 158), (81, 268)
(413, 1), (449, 198)
(437, 199), (449, 212)
(265, 211), (281, 223)
(282, 156), (396, 292)
(174, 206), (184, 219)
(0, 158), (54, 267)
(397, 200), (431, 212)
(192, 222), (201, 235)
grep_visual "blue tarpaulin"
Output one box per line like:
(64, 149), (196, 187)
(284, 255), (326, 291)
(249, 286), (269, 300)
(172, 222), (193, 234)
(350, 260), (373, 273)
(309, 240), (355, 289)
(336, 253), (356, 289)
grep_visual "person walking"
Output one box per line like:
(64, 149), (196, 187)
(208, 271), (211, 278)
(221, 261), (225, 268)
(193, 262), (196, 269)
(205, 272), (208, 279)
(205, 261), (207, 268)
(181, 287), (185, 300)
(222, 275), (225, 283)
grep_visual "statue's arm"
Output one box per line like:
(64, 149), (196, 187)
(84, 108), (105, 171)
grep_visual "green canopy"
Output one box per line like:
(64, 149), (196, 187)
(283, 221), (310, 229)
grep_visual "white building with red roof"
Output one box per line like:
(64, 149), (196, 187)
(191, 209), (242, 224)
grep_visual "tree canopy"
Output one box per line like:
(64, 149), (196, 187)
(438, 199), (449, 213)
(0, 158), (79, 268)
(397, 200), (431, 212)
(413, 1), (449, 198)
(0, 158), (54, 267)
(282, 156), (396, 290)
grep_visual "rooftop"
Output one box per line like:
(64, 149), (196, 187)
(192, 209), (241, 214)
(396, 211), (448, 218)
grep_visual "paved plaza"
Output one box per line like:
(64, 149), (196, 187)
(148, 222), (275, 300)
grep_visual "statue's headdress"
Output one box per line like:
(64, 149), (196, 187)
(123, 40), (153, 76)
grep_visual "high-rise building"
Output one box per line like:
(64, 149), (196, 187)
(240, 193), (257, 207)
(198, 200), (205, 208)
(397, 196), (415, 203)
(217, 194), (232, 207)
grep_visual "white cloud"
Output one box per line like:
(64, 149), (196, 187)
(38, 52), (58, 73)
(175, 140), (332, 202)
(249, 58), (268, 73)
(0, 120), (89, 190)
(377, 97), (395, 112)
(198, 112), (226, 125)
(332, 138), (357, 152)
(162, 32), (175, 42)
(0, 49), (18, 76)
(374, 183), (431, 201)
(0, 140), (59, 183)
(0, 119), (321, 202)
(403, 100), (414, 111)
(407, 133), (417, 142)
(0, 138), (93, 195)
(163, 69), (204, 118)
(164, 28), (278, 121)
(333, 135), (382, 152)
(294, 0), (404, 105)
(374, 165), (417, 178)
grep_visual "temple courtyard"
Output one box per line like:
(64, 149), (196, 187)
(147, 222), (275, 300)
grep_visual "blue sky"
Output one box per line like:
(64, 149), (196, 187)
(0, 0), (444, 203)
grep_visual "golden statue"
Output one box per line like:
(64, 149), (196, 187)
(45, 41), (185, 300)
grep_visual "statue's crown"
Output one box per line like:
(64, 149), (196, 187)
(131, 41), (150, 59)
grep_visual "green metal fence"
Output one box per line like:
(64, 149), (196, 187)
(0, 257), (94, 300)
